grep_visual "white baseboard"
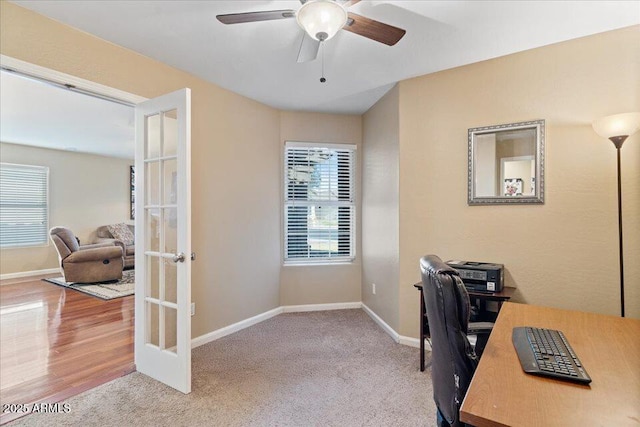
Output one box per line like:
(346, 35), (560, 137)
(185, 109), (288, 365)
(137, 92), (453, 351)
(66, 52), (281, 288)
(190, 301), (424, 352)
(399, 336), (420, 348)
(191, 302), (361, 349)
(191, 307), (284, 349)
(361, 303), (400, 343)
(282, 302), (362, 313)
(0, 268), (60, 282)
(399, 335), (432, 351)
(361, 304), (427, 350)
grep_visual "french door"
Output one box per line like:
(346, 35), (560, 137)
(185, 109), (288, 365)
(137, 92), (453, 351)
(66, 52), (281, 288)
(134, 88), (192, 393)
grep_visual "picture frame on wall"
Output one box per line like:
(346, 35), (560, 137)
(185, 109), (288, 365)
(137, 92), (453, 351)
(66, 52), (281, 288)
(504, 178), (523, 196)
(130, 165), (135, 219)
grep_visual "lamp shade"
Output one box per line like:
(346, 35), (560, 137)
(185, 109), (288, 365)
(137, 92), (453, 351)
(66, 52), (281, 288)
(592, 112), (640, 139)
(296, 0), (347, 42)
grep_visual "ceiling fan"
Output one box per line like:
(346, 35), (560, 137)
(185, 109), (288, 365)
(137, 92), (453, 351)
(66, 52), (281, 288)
(216, 0), (406, 63)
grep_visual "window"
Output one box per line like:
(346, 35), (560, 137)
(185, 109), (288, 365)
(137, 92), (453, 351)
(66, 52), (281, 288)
(284, 142), (356, 263)
(0, 163), (49, 248)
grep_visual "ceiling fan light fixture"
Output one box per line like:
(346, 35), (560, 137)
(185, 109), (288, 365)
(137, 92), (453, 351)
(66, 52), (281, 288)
(296, 0), (347, 42)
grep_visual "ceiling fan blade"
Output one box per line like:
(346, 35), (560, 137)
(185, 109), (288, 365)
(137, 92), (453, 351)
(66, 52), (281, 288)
(297, 33), (321, 63)
(343, 13), (406, 46)
(216, 10), (296, 25)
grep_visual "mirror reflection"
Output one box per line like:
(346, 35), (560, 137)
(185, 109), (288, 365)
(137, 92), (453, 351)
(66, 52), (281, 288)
(468, 120), (544, 205)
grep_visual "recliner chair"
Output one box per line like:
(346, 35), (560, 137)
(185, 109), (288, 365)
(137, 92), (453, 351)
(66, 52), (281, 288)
(420, 254), (493, 427)
(95, 224), (135, 269)
(50, 227), (124, 283)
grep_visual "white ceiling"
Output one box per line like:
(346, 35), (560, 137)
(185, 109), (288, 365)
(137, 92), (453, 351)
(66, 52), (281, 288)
(1, 1), (638, 159)
(11, 0), (640, 115)
(0, 71), (135, 159)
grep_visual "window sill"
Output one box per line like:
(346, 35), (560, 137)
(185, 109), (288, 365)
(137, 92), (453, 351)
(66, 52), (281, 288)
(283, 260), (355, 267)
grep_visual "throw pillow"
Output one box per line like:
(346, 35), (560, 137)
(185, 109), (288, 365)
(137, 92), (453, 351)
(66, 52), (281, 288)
(107, 223), (134, 246)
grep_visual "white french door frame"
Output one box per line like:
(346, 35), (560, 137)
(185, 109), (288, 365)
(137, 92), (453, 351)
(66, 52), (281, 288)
(134, 88), (192, 393)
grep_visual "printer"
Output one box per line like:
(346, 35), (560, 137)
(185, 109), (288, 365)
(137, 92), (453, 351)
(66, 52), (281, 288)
(445, 260), (504, 293)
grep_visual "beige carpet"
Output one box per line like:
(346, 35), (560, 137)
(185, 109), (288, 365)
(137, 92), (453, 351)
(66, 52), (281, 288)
(10, 309), (436, 426)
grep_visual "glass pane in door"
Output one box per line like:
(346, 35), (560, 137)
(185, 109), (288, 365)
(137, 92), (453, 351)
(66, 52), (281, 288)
(163, 307), (177, 353)
(163, 109), (178, 157)
(146, 161), (160, 206)
(146, 114), (161, 158)
(148, 302), (159, 347)
(146, 208), (160, 253)
(163, 208), (177, 255)
(163, 158), (177, 205)
(164, 261), (177, 304)
(147, 255), (160, 300)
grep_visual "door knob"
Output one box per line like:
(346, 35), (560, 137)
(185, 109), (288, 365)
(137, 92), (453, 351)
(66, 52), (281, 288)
(172, 252), (186, 263)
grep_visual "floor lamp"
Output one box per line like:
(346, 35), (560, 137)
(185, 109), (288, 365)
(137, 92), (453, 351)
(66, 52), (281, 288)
(592, 112), (640, 318)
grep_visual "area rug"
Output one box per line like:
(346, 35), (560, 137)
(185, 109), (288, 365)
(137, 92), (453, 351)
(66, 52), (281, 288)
(43, 269), (135, 300)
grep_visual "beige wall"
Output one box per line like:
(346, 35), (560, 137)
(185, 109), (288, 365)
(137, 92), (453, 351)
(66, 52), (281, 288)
(279, 111), (362, 305)
(0, 2), (282, 337)
(397, 26), (640, 336)
(361, 85), (400, 330)
(0, 143), (132, 274)
(4, 1), (638, 346)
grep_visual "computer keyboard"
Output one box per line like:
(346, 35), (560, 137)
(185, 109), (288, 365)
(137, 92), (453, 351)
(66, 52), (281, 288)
(512, 326), (591, 384)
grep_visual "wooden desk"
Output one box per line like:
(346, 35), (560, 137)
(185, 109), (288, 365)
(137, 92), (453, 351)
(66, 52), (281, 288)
(413, 283), (515, 371)
(460, 303), (640, 427)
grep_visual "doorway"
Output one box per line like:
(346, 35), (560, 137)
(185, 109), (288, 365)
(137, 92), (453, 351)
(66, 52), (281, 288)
(0, 55), (192, 421)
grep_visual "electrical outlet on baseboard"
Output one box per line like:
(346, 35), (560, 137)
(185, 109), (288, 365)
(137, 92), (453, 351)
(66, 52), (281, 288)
(372, 283), (376, 295)
(191, 302), (195, 316)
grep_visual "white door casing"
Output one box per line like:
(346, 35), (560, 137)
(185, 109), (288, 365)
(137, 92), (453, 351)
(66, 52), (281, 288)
(134, 88), (191, 393)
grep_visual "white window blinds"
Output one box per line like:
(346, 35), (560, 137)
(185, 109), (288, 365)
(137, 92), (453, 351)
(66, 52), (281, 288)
(284, 142), (355, 263)
(0, 163), (49, 248)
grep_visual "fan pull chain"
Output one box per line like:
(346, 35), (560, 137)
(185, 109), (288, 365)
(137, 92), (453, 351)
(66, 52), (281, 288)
(320, 42), (326, 83)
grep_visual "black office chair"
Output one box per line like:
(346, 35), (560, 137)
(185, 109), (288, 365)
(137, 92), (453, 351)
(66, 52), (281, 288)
(420, 255), (493, 427)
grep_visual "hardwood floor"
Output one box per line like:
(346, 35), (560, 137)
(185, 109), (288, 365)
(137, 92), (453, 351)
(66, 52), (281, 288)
(0, 275), (134, 424)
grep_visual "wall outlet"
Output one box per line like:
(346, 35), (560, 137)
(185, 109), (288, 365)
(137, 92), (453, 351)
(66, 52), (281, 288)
(372, 283), (376, 295)
(191, 302), (195, 316)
